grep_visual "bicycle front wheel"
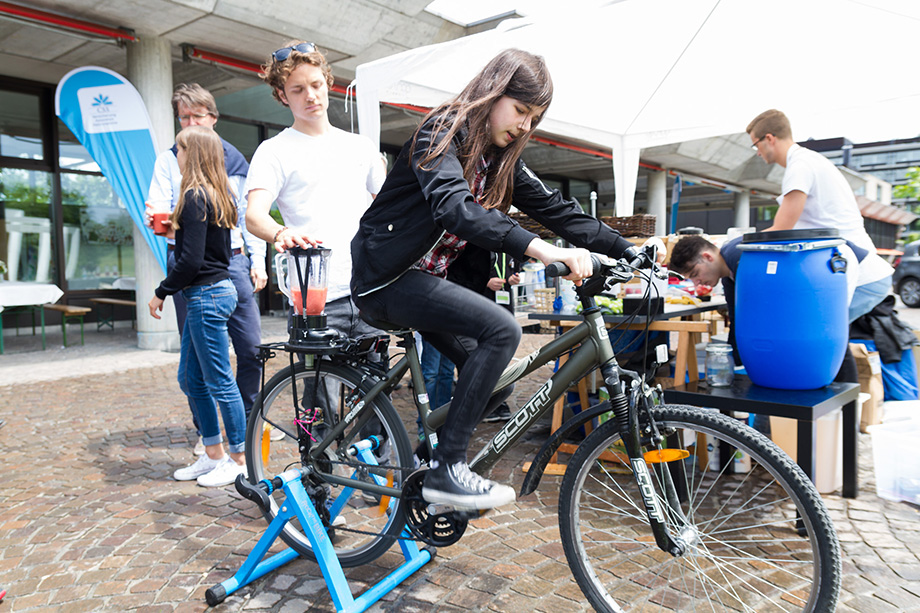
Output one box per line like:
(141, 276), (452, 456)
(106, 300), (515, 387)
(559, 404), (840, 612)
(246, 360), (413, 568)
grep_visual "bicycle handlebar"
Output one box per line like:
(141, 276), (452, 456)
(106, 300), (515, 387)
(545, 245), (658, 282)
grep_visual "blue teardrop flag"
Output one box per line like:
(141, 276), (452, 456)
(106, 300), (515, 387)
(55, 66), (166, 274)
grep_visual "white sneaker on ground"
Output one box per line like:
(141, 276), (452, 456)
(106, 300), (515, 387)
(269, 427), (285, 441)
(194, 437), (206, 456)
(197, 457), (246, 488)
(174, 454), (222, 481)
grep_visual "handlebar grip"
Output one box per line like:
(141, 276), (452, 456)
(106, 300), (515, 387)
(545, 261), (570, 278)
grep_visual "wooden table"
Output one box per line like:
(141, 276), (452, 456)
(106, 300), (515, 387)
(525, 298), (725, 474)
(528, 297), (726, 388)
(0, 282), (64, 353)
(664, 377), (861, 498)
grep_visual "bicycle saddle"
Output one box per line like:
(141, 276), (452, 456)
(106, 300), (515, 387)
(359, 311), (405, 332)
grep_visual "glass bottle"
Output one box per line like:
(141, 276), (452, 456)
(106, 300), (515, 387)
(705, 343), (734, 387)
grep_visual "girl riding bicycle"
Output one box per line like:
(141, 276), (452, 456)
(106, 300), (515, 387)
(350, 49), (639, 510)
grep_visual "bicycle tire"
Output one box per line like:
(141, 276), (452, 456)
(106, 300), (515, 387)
(245, 360), (413, 568)
(559, 404), (840, 612)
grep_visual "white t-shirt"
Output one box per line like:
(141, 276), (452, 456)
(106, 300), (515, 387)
(781, 143), (892, 285)
(147, 148), (266, 268)
(244, 126), (386, 301)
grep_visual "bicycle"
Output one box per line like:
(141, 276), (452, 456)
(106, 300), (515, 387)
(244, 248), (841, 612)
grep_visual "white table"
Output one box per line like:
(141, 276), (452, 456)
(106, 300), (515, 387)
(0, 282), (64, 353)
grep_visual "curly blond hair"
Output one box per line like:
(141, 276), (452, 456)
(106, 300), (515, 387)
(261, 40), (334, 106)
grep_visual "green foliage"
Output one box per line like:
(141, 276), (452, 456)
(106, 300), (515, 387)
(894, 167), (920, 200)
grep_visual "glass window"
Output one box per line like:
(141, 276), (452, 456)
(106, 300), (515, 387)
(60, 172), (134, 290)
(58, 119), (101, 172)
(569, 179), (594, 212)
(0, 90), (43, 161)
(219, 119), (260, 161)
(1, 168), (55, 282)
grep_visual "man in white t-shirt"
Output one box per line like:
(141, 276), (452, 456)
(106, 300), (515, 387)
(747, 108), (892, 321)
(245, 41), (386, 336)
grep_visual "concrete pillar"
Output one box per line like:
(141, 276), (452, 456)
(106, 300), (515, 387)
(733, 191), (751, 229)
(127, 36), (180, 351)
(647, 170), (668, 236)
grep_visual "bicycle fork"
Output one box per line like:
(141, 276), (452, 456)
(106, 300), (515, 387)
(600, 362), (688, 557)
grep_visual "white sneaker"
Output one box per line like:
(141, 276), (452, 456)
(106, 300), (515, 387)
(269, 427), (285, 441)
(174, 454), (222, 481)
(193, 437), (206, 456)
(197, 457), (246, 488)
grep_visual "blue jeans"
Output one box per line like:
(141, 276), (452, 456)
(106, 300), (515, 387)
(421, 338), (454, 410)
(178, 278), (247, 454)
(169, 250), (262, 418)
(850, 277), (892, 323)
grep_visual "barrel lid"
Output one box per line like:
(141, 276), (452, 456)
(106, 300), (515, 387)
(741, 228), (839, 244)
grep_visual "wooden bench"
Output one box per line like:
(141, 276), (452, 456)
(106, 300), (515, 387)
(89, 297), (137, 331)
(43, 304), (92, 347)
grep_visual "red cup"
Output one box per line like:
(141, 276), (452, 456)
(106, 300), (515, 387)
(152, 212), (170, 236)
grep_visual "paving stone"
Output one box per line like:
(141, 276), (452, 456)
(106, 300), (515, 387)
(1, 325), (920, 612)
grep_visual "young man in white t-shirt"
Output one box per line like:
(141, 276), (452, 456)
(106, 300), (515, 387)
(747, 108), (892, 321)
(244, 41), (386, 336)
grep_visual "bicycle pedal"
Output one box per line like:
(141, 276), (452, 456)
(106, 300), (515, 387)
(425, 503), (488, 521)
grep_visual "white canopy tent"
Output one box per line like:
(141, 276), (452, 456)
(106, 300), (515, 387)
(356, 0), (920, 216)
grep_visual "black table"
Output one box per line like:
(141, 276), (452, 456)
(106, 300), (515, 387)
(664, 376), (861, 498)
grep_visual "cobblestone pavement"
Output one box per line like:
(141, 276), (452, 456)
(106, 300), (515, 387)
(1, 316), (920, 611)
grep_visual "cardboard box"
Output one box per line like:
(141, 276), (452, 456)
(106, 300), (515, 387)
(851, 342), (884, 432)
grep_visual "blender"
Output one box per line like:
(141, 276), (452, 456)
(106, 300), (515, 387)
(275, 246), (339, 349)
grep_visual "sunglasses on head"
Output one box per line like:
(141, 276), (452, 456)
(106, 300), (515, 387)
(272, 42), (317, 62)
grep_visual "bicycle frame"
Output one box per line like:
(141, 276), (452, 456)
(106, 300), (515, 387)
(306, 305), (616, 497)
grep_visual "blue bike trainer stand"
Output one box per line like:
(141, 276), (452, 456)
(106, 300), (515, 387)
(205, 442), (433, 612)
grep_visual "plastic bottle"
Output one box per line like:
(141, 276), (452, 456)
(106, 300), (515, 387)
(560, 279), (577, 314)
(732, 412), (752, 473)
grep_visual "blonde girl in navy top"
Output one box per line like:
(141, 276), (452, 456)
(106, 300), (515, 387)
(148, 125), (248, 488)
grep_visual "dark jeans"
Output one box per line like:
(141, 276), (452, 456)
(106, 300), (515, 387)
(354, 270), (521, 464)
(169, 250), (262, 418)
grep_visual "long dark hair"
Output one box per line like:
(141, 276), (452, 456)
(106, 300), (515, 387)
(412, 49), (553, 212)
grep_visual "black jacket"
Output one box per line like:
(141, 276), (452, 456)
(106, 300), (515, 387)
(350, 116), (635, 297)
(155, 191), (231, 299)
(850, 295), (918, 363)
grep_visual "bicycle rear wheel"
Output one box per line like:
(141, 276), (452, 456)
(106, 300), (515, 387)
(559, 404), (840, 612)
(245, 360), (413, 568)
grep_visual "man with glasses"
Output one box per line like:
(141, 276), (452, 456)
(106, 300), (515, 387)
(746, 108), (892, 319)
(146, 83), (267, 456)
(244, 41), (386, 338)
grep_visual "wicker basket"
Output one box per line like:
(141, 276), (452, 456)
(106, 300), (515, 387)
(508, 211), (555, 240)
(600, 214), (657, 238)
(533, 287), (556, 313)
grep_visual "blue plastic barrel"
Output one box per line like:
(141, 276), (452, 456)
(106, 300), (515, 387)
(735, 229), (849, 390)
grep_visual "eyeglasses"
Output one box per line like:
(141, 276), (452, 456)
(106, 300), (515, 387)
(272, 42), (317, 62)
(178, 112), (213, 122)
(750, 134), (769, 151)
